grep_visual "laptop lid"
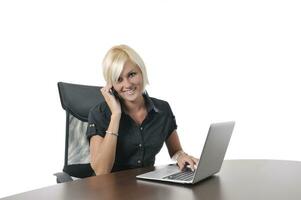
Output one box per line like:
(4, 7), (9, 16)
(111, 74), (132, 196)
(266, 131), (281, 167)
(192, 121), (235, 183)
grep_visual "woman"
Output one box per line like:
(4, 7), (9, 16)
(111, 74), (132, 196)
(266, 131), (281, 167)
(86, 44), (198, 175)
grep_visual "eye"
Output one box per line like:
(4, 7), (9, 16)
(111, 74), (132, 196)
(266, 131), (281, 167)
(129, 72), (137, 78)
(117, 77), (123, 83)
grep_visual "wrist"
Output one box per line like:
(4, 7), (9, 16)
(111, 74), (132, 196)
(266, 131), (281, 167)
(106, 130), (118, 137)
(111, 113), (121, 120)
(172, 150), (186, 162)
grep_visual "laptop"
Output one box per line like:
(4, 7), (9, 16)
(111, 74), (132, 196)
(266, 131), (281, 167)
(136, 121), (235, 184)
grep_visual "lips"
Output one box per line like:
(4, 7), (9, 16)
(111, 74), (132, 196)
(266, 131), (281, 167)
(123, 87), (136, 95)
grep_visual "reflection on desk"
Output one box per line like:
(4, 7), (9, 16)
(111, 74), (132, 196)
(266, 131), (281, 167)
(1, 160), (301, 200)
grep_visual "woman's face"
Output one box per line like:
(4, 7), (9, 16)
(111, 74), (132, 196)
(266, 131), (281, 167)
(112, 60), (144, 103)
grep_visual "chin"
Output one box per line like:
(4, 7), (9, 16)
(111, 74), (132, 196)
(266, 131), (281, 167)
(122, 95), (139, 102)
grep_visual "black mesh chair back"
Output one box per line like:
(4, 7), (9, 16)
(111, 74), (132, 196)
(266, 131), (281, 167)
(56, 82), (104, 181)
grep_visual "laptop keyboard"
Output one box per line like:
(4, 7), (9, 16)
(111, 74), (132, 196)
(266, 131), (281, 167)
(163, 170), (195, 181)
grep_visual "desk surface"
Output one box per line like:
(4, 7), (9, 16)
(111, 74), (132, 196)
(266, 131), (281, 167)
(2, 160), (301, 200)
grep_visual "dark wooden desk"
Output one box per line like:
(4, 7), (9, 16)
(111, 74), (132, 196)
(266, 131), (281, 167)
(2, 160), (301, 200)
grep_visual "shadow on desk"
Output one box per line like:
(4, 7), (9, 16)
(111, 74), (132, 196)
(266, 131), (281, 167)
(137, 176), (222, 200)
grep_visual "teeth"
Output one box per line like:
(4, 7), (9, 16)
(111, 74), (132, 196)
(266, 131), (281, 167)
(125, 88), (135, 95)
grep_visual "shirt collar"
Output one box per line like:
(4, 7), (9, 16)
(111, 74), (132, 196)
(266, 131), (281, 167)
(143, 91), (159, 113)
(120, 91), (159, 114)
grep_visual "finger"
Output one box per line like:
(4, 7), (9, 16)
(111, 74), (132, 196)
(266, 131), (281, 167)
(186, 159), (195, 171)
(181, 160), (190, 171)
(100, 87), (105, 94)
(100, 86), (108, 92)
(101, 86), (112, 95)
(178, 160), (185, 171)
(178, 162), (183, 171)
(188, 157), (198, 170)
(106, 84), (113, 91)
(100, 88), (113, 102)
(100, 87), (108, 96)
(192, 157), (199, 165)
(101, 84), (110, 91)
(180, 155), (195, 171)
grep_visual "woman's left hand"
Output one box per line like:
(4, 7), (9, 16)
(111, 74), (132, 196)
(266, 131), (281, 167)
(177, 153), (199, 171)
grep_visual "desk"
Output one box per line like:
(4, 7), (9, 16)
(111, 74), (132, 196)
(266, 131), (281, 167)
(2, 160), (301, 200)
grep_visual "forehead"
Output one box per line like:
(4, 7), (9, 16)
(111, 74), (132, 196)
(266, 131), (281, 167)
(120, 60), (141, 76)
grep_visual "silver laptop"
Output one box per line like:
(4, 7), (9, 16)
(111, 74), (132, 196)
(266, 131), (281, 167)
(136, 121), (235, 184)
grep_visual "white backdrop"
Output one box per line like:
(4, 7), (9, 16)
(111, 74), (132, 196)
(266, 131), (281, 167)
(0, 0), (300, 198)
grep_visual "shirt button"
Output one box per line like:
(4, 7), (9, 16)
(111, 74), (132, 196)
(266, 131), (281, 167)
(139, 144), (142, 148)
(137, 160), (141, 164)
(140, 127), (143, 131)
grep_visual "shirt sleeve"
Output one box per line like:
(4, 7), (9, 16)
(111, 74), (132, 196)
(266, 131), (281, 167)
(86, 105), (109, 141)
(166, 102), (178, 139)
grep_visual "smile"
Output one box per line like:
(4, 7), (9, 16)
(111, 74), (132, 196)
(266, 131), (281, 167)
(123, 88), (136, 95)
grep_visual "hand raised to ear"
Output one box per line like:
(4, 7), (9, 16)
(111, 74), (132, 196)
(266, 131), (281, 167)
(100, 84), (122, 116)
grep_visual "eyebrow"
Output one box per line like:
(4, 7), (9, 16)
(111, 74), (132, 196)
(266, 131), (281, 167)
(120, 70), (136, 77)
(118, 70), (136, 80)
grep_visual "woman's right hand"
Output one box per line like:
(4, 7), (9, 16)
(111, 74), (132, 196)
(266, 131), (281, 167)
(100, 84), (122, 116)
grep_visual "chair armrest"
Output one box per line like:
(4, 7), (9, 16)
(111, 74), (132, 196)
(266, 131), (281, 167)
(54, 172), (73, 183)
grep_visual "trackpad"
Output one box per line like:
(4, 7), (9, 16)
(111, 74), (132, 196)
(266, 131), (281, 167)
(137, 164), (180, 179)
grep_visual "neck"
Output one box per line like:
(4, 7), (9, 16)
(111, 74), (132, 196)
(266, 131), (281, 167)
(123, 95), (145, 114)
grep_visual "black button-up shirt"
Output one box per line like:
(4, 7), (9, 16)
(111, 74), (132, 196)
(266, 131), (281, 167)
(86, 93), (177, 172)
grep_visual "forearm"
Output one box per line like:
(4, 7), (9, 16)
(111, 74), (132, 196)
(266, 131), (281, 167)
(166, 130), (183, 158)
(92, 114), (121, 175)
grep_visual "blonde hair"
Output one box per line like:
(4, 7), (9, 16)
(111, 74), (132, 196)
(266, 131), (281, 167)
(102, 44), (149, 91)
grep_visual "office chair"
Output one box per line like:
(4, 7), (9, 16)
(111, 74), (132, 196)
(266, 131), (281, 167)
(54, 82), (104, 183)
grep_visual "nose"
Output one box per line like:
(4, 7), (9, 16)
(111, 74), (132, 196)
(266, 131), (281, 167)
(122, 78), (132, 89)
